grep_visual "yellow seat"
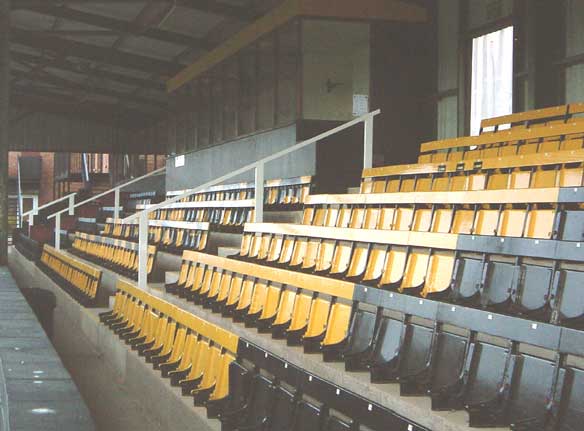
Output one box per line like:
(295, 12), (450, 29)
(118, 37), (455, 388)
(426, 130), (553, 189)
(248, 280), (269, 317)
(525, 209), (555, 239)
(431, 208), (453, 233)
(400, 248), (430, 293)
(451, 209), (474, 234)
(287, 293), (313, 333)
(322, 302), (352, 347)
(362, 244), (387, 282)
(329, 241), (352, 275)
(346, 243), (369, 278)
(474, 209), (500, 236)
(303, 297), (330, 340)
(315, 240), (335, 272)
(379, 246), (408, 287)
(272, 289), (297, 329)
(498, 209), (527, 237)
(421, 251), (455, 297)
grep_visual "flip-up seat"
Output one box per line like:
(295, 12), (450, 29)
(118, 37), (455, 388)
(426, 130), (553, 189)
(343, 309), (377, 371)
(321, 301), (353, 361)
(398, 322), (437, 396)
(368, 316), (406, 383)
(293, 400), (324, 431)
(220, 375), (274, 431)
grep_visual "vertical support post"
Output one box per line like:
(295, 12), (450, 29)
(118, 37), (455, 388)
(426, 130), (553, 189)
(363, 115), (374, 170)
(138, 212), (148, 291)
(54, 213), (61, 250)
(68, 195), (75, 216)
(254, 162), (264, 223)
(114, 188), (120, 221)
(0, 0), (10, 264)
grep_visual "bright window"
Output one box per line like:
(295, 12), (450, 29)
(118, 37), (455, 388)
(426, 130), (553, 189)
(470, 26), (514, 135)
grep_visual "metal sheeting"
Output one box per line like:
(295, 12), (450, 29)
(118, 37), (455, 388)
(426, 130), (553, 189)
(9, 111), (131, 153)
(437, 0), (459, 93)
(467, 0), (513, 31)
(437, 95), (458, 140)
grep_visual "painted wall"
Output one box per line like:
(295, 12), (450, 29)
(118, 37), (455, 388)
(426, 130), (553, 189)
(565, 0), (584, 102)
(165, 124), (315, 192)
(302, 20), (370, 121)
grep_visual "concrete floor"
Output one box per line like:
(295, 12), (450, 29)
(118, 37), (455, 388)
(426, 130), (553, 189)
(53, 327), (164, 431)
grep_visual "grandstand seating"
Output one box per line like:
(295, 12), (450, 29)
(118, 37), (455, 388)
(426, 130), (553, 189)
(164, 249), (584, 429)
(166, 175), (313, 207)
(71, 232), (156, 280)
(39, 244), (102, 305)
(100, 279), (424, 430)
(479, 102), (584, 133)
(103, 218), (209, 254)
(417, 111), (584, 164)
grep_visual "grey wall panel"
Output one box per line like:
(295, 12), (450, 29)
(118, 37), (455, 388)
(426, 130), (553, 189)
(467, 0), (513, 30)
(438, 0), (460, 92)
(9, 111), (127, 153)
(165, 124), (316, 191)
(566, 63), (584, 103)
(566, 0), (584, 57)
(437, 95), (458, 139)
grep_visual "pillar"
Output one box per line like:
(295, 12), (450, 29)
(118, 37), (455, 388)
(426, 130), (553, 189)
(0, 0), (11, 264)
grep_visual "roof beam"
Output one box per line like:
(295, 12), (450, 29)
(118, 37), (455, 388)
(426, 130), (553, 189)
(12, 27), (182, 76)
(11, 50), (165, 90)
(11, 0), (256, 20)
(25, 6), (211, 50)
(11, 67), (168, 109)
(11, 88), (160, 126)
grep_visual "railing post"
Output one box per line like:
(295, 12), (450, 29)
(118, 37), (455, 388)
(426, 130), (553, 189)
(254, 162), (264, 223)
(363, 115), (374, 169)
(114, 188), (120, 221)
(68, 194), (75, 216)
(54, 213), (61, 250)
(137, 212), (148, 291)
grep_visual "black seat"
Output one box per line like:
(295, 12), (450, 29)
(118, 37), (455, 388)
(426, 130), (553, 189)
(208, 361), (250, 419)
(293, 400), (324, 431)
(505, 354), (557, 430)
(557, 366), (584, 431)
(464, 342), (515, 427)
(323, 416), (355, 431)
(268, 386), (296, 431)
(398, 323), (435, 396)
(511, 263), (554, 319)
(368, 316), (406, 383)
(555, 269), (584, 328)
(482, 261), (517, 310)
(558, 210), (584, 241)
(450, 256), (484, 304)
(343, 309), (377, 372)
(220, 375), (274, 431)
(430, 331), (471, 411)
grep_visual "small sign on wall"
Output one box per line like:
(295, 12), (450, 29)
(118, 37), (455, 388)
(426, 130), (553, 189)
(175, 155), (185, 168)
(353, 94), (369, 116)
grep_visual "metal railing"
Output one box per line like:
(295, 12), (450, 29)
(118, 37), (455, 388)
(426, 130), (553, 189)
(44, 166), (166, 250)
(16, 158), (23, 229)
(123, 109), (381, 290)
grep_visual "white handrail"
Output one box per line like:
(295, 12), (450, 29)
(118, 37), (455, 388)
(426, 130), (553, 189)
(124, 109), (381, 290)
(21, 192), (76, 220)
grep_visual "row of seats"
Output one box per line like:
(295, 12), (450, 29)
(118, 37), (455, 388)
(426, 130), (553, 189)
(237, 223), (583, 326)
(101, 280), (422, 431)
(417, 110), (584, 163)
(71, 232), (156, 280)
(479, 102), (584, 133)
(301, 187), (584, 240)
(361, 148), (584, 194)
(39, 244), (102, 305)
(141, 201), (255, 230)
(102, 219), (209, 254)
(167, 176), (313, 206)
(165, 251), (584, 430)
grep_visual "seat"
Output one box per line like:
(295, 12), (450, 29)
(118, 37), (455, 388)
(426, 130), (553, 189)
(343, 309), (377, 371)
(167, 333), (198, 384)
(321, 302), (353, 361)
(464, 342), (515, 427)
(557, 366), (584, 431)
(328, 241), (352, 276)
(430, 332), (472, 411)
(398, 323), (436, 396)
(293, 400), (324, 431)
(369, 316), (406, 383)
(525, 209), (556, 239)
(362, 244), (388, 284)
(220, 375), (274, 430)
(482, 261), (518, 310)
(209, 361), (250, 419)
(450, 256), (485, 304)
(232, 277), (256, 321)
(286, 293), (314, 345)
(399, 248), (430, 295)
(324, 416), (354, 431)
(179, 340), (211, 394)
(269, 385), (296, 430)
(270, 289), (297, 338)
(191, 346), (224, 404)
(378, 245), (408, 288)
(511, 263), (554, 319)
(346, 243), (369, 279)
(256, 282), (282, 331)
(421, 250), (456, 298)
(245, 279), (269, 326)
(303, 297), (331, 353)
(504, 354), (558, 430)
(559, 210), (584, 241)
(554, 269), (584, 327)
